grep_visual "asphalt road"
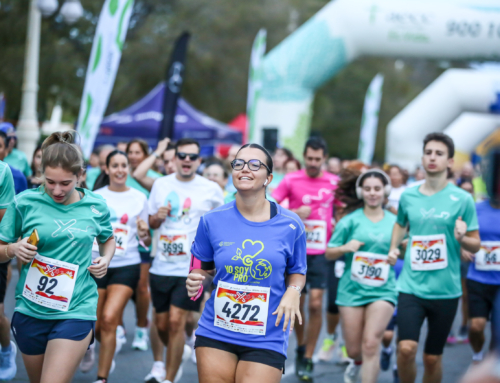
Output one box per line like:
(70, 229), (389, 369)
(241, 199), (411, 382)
(6, 266), (488, 383)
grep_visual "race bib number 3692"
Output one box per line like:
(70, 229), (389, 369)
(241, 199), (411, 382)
(410, 234), (448, 271)
(475, 241), (500, 271)
(23, 254), (79, 312)
(214, 281), (270, 336)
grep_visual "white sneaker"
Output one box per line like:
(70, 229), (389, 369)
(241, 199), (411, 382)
(0, 341), (17, 381)
(110, 359), (116, 375)
(160, 365), (183, 383)
(182, 344), (192, 362)
(144, 361), (166, 383)
(344, 360), (361, 383)
(316, 336), (336, 362)
(79, 343), (95, 373)
(132, 326), (149, 351)
(92, 380), (106, 383)
(115, 325), (126, 354)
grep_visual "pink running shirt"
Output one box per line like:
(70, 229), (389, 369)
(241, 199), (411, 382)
(272, 170), (340, 255)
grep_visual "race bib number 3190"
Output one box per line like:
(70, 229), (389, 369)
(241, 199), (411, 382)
(351, 252), (390, 287)
(410, 234), (447, 271)
(214, 281), (270, 336)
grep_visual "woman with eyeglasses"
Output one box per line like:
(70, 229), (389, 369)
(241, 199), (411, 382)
(186, 143), (307, 383)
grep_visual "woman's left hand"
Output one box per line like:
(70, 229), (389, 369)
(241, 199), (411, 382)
(273, 287), (302, 332)
(137, 218), (149, 239)
(88, 257), (109, 278)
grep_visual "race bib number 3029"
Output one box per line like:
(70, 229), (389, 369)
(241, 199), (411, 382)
(351, 252), (390, 287)
(23, 254), (79, 312)
(410, 234), (448, 271)
(304, 220), (327, 251)
(475, 241), (500, 271)
(214, 281), (270, 336)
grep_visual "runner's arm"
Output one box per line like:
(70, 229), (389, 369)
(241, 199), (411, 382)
(459, 230), (480, 253)
(390, 223), (407, 252)
(132, 154), (158, 192)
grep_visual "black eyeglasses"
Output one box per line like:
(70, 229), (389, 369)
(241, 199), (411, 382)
(177, 152), (199, 161)
(231, 159), (270, 173)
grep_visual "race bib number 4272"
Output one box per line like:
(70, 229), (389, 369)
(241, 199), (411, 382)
(410, 234), (448, 271)
(214, 281), (270, 336)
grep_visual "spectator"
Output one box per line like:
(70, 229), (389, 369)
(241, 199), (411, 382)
(0, 122), (31, 178)
(88, 150), (99, 169)
(203, 162), (228, 195)
(27, 145), (43, 189)
(116, 141), (128, 153)
(387, 164), (407, 211)
(269, 147), (294, 192)
(86, 144), (115, 190)
(284, 158), (301, 174)
(0, 131), (26, 194)
(327, 157), (341, 175)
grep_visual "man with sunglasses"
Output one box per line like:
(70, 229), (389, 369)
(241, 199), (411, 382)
(272, 137), (340, 381)
(147, 138), (224, 383)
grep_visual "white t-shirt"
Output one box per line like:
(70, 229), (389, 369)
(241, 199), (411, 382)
(92, 187), (149, 268)
(387, 185), (407, 210)
(148, 174), (224, 277)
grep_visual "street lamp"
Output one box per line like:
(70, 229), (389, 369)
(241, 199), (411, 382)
(16, 0), (83, 163)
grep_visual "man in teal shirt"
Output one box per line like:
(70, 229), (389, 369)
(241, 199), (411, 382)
(388, 133), (480, 383)
(0, 123), (31, 177)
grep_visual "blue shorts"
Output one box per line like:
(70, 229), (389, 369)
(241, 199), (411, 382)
(140, 250), (152, 264)
(11, 312), (95, 355)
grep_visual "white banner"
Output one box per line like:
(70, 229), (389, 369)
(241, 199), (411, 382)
(77, 0), (134, 158)
(358, 73), (384, 164)
(247, 29), (266, 143)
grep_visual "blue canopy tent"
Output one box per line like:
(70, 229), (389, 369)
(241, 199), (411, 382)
(94, 83), (242, 156)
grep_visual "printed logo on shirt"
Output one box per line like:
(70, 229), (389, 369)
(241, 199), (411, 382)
(90, 205), (102, 215)
(289, 224), (296, 230)
(369, 233), (385, 244)
(52, 219), (96, 240)
(164, 191), (192, 224)
(219, 242), (235, 247)
(302, 188), (334, 207)
(420, 208), (450, 220)
(224, 239), (272, 283)
(450, 194), (460, 202)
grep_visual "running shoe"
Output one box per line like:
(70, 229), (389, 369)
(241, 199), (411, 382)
(380, 347), (392, 371)
(110, 359), (116, 375)
(295, 348), (306, 378)
(299, 358), (314, 381)
(115, 325), (127, 354)
(92, 380), (107, 383)
(393, 367), (399, 383)
(0, 341), (17, 381)
(456, 325), (469, 343)
(79, 343), (95, 373)
(185, 334), (196, 364)
(132, 326), (149, 351)
(337, 344), (352, 366)
(446, 332), (457, 345)
(317, 336), (336, 362)
(144, 361), (166, 383)
(344, 360), (361, 383)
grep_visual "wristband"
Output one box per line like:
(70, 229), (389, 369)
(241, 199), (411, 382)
(288, 285), (301, 296)
(5, 245), (15, 260)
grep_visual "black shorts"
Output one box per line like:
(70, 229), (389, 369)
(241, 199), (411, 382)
(397, 292), (459, 355)
(12, 312), (94, 355)
(467, 279), (500, 320)
(460, 261), (470, 279)
(327, 260), (340, 314)
(303, 255), (328, 293)
(0, 261), (9, 304)
(93, 263), (141, 290)
(195, 335), (286, 372)
(150, 274), (201, 313)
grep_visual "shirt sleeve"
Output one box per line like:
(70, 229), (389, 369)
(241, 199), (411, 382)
(396, 194), (409, 227)
(286, 229), (307, 275)
(212, 186), (224, 209)
(148, 179), (159, 215)
(271, 175), (289, 203)
(0, 166), (15, 208)
(462, 194), (479, 232)
(139, 196), (149, 224)
(97, 207), (113, 244)
(0, 201), (22, 243)
(191, 216), (214, 262)
(327, 217), (350, 248)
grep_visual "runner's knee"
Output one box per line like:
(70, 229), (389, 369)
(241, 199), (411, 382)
(168, 316), (184, 334)
(345, 343), (362, 360)
(308, 298), (322, 315)
(398, 341), (417, 361)
(362, 337), (380, 358)
(423, 354), (441, 371)
(100, 313), (119, 333)
(469, 318), (486, 334)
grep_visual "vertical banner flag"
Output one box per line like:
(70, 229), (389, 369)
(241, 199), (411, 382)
(77, 0), (134, 158)
(247, 29), (267, 143)
(358, 73), (384, 164)
(159, 32), (190, 140)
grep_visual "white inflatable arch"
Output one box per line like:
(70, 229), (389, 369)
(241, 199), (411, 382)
(385, 69), (500, 169)
(253, 0), (500, 157)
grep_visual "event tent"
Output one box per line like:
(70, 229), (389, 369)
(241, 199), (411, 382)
(94, 83), (242, 155)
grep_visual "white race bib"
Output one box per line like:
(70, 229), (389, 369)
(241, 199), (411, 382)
(23, 254), (79, 312)
(351, 252), (390, 287)
(475, 241), (500, 271)
(410, 234), (448, 271)
(214, 281), (270, 336)
(158, 229), (189, 263)
(304, 220), (327, 251)
(112, 222), (129, 257)
(334, 260), (345, 278)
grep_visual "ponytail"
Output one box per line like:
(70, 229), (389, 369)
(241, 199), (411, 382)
(41, 131), (84, 175)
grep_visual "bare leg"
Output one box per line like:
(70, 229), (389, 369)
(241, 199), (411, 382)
(382, 330), (394, 348)
(422, 354), (443, 383)
(469, 317), (487, 353)
(96, 284), (134, 379)
(397, 340), (418, 383)
(185, 311), (195, 338)
(305, 288), (324, 358)
(196, 347), (237, 383)
(339, 306), (365, 361)
(165, 306), (189, 382)
(236, 361), (282, 383)
(20, 354), (44, 383)
(326, 312), (340, 335)
(150, 309), (165, 362)
(461, 278), (469, 329)
(135, 263), (150, 328)
(40, 331), (93, 383)
(360, 301), (395, 383)
(0, 304), (10, 348)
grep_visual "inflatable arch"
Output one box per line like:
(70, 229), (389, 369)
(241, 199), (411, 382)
(253, 0), (500, 156)
(386, 69), (500, 169)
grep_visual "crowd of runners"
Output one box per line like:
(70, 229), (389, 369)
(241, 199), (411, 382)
(0, 120), (498, 383)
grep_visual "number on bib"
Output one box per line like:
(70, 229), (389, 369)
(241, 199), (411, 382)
(158, 232), (189, 263)
(112, 223), (129, 257)
(214, 281), (270, 336)
(23, 254), (79, 312)
(475, 242), (500, 271)
(304, 220), (327, 251)
(351, 252), (390, 287)
(410, 234), (448, 271)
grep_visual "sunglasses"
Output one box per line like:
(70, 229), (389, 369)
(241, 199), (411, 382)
(231, 159), (270, 173)
(177, 152), (200, 161)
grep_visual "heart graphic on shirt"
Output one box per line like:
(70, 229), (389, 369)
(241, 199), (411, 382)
(231, 240), (272, 280)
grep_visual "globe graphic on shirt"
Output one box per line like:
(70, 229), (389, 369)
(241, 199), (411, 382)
(252, 259), (272, 280)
